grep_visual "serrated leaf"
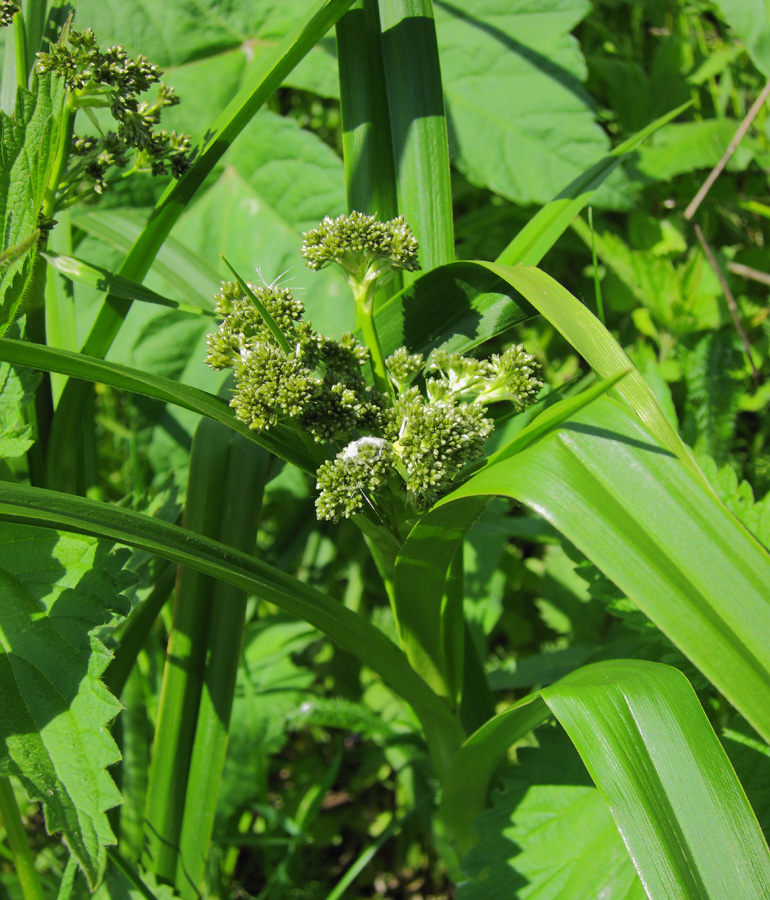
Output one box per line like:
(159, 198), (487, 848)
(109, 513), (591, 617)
(0, 70), (66, 335)
(435, 0), (611, 205)
(0, 525), (135, 888)
(459, 726), (645, 900)
(0, 337), (40, 459)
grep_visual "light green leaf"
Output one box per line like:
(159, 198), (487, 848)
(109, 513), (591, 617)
(629, 119), (761, 182)
(444, 661), (770, 899)
(458, 726), (644, 900)
(443, 395), (770, 747)
(435, 0), (610, 205)
(0, 70), (65, 335)
(68, 0), (340, 97)
(709, 0), (770, 78)
(42, 252), (216, 318)
(0, 526), (134, 888)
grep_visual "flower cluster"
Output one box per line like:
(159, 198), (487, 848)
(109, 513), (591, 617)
(0, 1), (18, 27)
(301, 212), (420, 299)
(208, 216), (543, 527)
(206, 280), (383, 443)
(314, 344), (541, 521)
(37, 27), (191, 192)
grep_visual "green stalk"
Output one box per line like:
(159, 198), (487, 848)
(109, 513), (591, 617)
(377, 0), (454, 277)
(353, 280), (392, 398)
(117, 667), (150, 863)
(176, 437), (271, 898)
(142, 420), (233, 881)
(0, 776), (44, 900)
(104, 562), (176, 699)
(46, 0), (355, 491)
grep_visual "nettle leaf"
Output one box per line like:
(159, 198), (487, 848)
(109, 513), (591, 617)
(435, 0), (614, 206)
(459, 725), (645, 900)
(0, 333), (40, 459)
(0, 70), (65, 335)
(0, 525), (135, 888)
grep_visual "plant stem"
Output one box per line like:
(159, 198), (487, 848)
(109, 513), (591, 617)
(0, 776), (44, 900)
(354, 282), (393, 398)
(176, 438), (270, 898)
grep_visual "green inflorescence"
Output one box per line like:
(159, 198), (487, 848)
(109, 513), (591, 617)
(301, 211), (420, 300)
(37, 26), (192, 192)
(206, 279), (384, 443)
(0, 1), (18, 27)
(207, 217), (544, 527)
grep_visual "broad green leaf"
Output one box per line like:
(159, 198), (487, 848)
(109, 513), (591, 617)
(373, 260), (536, 361)
(444, 661), (770, 900)
(434, 0), (611, 206)
(0, 525), (134, 888)
(50, 0), (354, 493)
(170, 109), (349, 337)
(629, 119), (761, 182)
(443, 396), (770, 747)
(458, 726), (644, 900)
(0, 481), (465, 777)
(69, 0), (340, 97)
(497, 101), (691, 267)
(0, 70), (65, 335)
(709, 0), (770, 78)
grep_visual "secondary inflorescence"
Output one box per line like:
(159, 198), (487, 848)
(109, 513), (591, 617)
(207, 214), (543, 526)
(37, 27), (192, 192)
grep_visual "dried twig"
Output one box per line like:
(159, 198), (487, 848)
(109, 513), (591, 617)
(727, 261), (770, 289)
(685, 79), (770, 221)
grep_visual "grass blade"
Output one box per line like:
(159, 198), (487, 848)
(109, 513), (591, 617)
(0, 338), (323, 473)
(443, 395), (770, 746)
(378, 0), (454, 276)
(441, 661), (770, 899)
(0, 481), (464, 777)
(43, 252), (215, 317)
(496, 101), (691, 266)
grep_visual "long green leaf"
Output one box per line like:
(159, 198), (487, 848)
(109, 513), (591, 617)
(42, 252), (216, 318)
(0, 338), (323, 474)
(336, 1), (399, 220)
(441, 660), (770, 900)
(378, 0), (454, 276)
(442, 396), (770, 746)
(0, 481), (464, 777)
(496, 101), (691, 266)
